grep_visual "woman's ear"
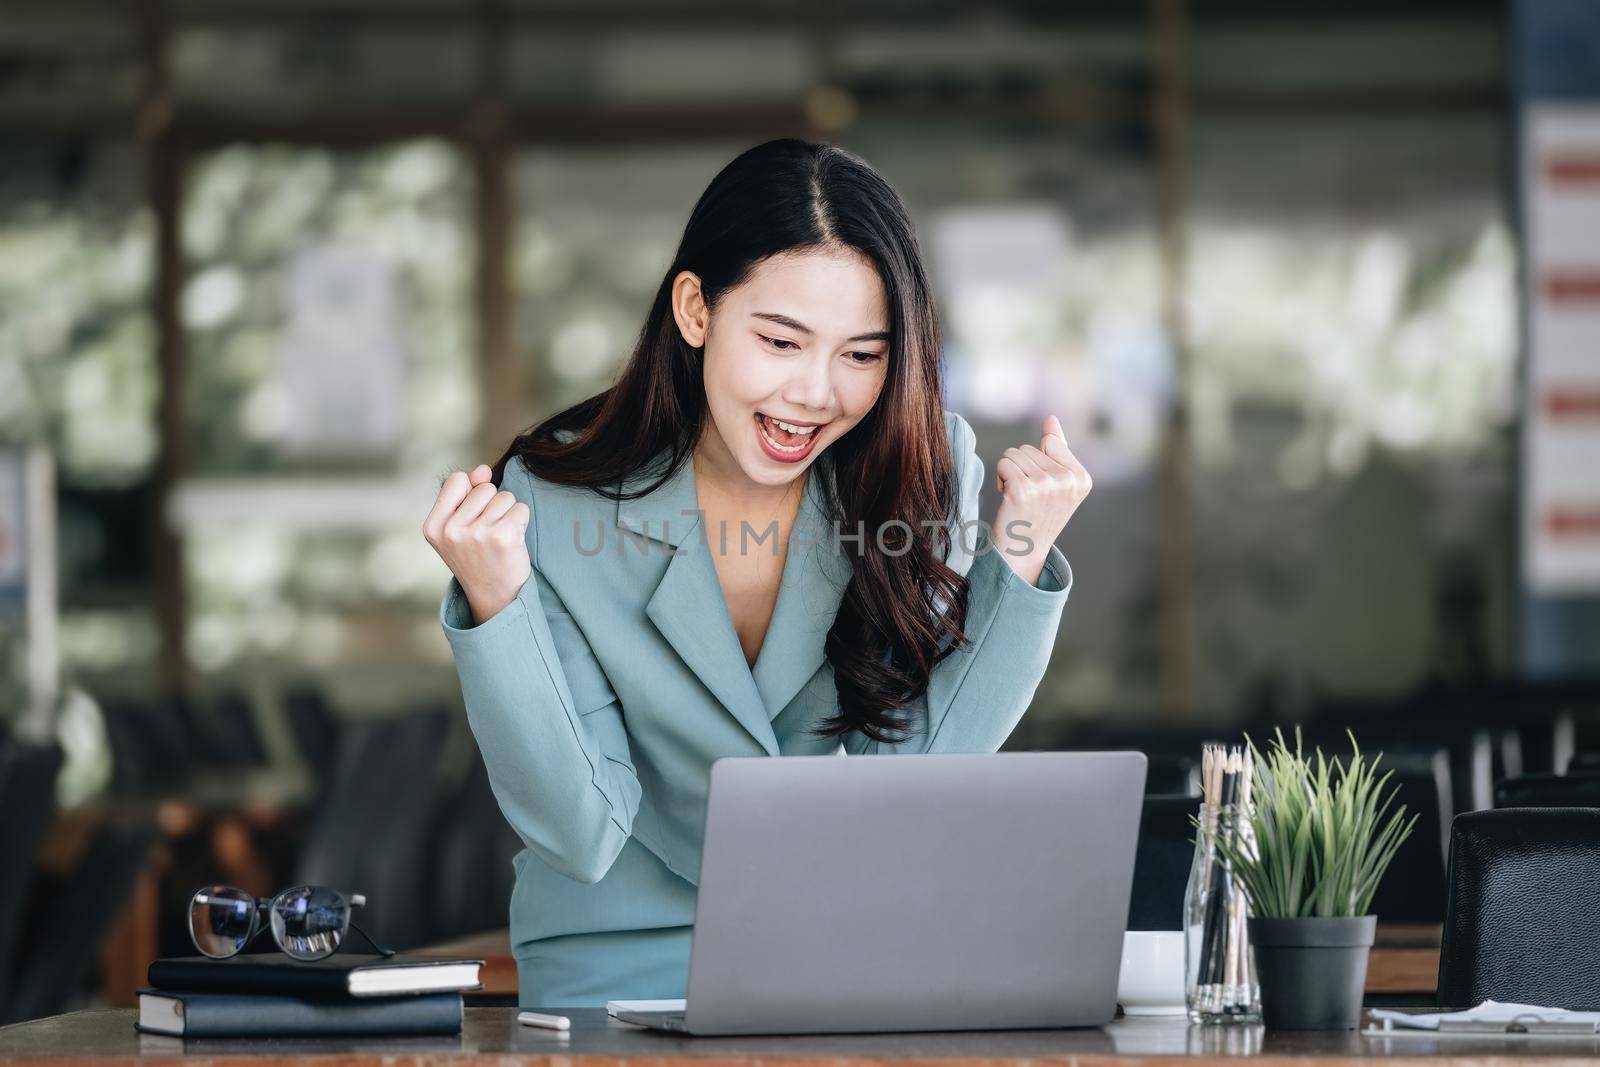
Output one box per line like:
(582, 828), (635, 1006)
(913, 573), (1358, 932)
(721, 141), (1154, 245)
(670, 269), (710, 348)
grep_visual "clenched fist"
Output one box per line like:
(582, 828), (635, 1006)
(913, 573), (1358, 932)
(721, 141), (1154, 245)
(424, 463), (532, 626)
(990, 415), (1092, 586)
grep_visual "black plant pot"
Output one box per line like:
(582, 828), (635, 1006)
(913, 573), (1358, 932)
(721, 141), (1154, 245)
(1248, 915), (1376, 1030)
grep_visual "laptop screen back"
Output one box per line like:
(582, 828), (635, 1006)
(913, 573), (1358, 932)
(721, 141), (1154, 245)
(684, 750), (1148, 1034)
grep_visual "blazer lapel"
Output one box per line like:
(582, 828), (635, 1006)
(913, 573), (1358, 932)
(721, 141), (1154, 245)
(751, 467), (853, 721)
(618, 453), (780, 757)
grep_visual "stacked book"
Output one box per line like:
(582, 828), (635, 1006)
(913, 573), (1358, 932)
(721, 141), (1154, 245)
(136, 954), (483, 1037)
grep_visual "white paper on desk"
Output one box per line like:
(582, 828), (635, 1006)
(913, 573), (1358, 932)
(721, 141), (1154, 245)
(1369, 1000), (1600, 1031)
(606, 999), (687, 1017)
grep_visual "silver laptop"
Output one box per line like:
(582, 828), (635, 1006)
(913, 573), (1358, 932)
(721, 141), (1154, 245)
(614, 750), (1147, 1035)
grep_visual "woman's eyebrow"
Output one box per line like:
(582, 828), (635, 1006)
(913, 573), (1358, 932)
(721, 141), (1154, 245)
(751, 311), (890, 343)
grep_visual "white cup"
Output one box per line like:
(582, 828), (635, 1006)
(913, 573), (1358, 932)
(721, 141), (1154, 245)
(1116, 930), (1187, 1016)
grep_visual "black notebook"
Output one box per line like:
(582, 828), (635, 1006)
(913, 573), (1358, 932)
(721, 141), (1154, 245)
(136, 989), (464, 1037)
(147, 954), (482, 999)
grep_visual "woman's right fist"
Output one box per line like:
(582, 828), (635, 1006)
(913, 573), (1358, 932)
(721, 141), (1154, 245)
(424, 463), (532, 626)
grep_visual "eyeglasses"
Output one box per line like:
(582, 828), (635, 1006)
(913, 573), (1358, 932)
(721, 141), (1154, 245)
(188, 884), (396, 962)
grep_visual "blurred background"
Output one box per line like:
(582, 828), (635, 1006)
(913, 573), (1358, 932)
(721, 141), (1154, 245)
(1, 0), (1599, 1023)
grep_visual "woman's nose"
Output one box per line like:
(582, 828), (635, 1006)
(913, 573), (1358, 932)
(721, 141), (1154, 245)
(785, 352), (834, 412)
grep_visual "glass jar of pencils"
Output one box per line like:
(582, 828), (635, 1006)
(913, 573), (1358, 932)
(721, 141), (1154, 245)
(1183, 747), (1261, 1024)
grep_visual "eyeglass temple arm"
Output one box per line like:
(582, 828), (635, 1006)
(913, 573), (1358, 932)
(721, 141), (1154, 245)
(347, 920), (396, 957)
(346, 898), (393, 957)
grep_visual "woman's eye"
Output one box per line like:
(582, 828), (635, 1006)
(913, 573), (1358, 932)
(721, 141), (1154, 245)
(759, 334), (880, 363)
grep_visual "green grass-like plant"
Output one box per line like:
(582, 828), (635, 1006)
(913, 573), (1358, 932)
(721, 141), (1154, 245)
(1203, 727), (1419, 919)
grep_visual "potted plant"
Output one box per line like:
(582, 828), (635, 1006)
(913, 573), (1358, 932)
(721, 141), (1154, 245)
(1205, 728), (1417, 1030)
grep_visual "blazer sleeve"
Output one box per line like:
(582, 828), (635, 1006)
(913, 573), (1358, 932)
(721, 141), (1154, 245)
(438, 457), (641, 885)
(844, 412), (1072, 755)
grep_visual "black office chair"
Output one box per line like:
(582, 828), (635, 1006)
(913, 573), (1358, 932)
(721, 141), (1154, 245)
(98, 698), (199, 793)
(0, 739), (65, 1008)
(1567, 751), (1600, 774)
(294, 707), (451, 949)
(1495, 772), (1600, 808)
(1438, 808), (1600, 1009)
(5, 820), (155, 1024)
(1364, 746), (1452, 923)
(177, 691), (268, 768)
(1142, 753), (1201, 797)
(1127, 794), (1200, 931)
(283, 687), (341, 802)
(428, 753), (522, 944)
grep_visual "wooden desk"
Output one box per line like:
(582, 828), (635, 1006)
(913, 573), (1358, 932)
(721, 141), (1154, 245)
(414, 924), (1444, 1000)
(2, 1007), (1597, 1064)
(1367, 924), (1442, 997)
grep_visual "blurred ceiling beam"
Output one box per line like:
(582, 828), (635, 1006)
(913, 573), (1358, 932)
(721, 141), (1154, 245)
(151, 103), (813, 149)
(1, 0), (1506, 30)
(1191, 0), (1502, 18)
(0, 109), (140, 136)
(165, 2), (1154, 31)
(0, 0), (1510, 37)
(186, 0), (1506, 28)
(1190, 85), (1505, 117)
(0, 82), (1512, 139)
(0, 0), (1510, 139)
(0, 0), (1137, 31)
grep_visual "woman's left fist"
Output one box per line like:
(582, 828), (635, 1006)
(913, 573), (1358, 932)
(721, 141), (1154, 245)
(990, 414), (1092, 586)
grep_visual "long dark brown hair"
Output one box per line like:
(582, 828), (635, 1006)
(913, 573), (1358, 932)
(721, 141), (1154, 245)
(492, 138), (969, 744)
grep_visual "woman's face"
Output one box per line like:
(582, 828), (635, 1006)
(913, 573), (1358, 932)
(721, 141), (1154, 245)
(675, 247), (891, 491)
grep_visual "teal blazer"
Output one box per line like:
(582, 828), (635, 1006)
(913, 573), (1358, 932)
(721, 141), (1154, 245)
(439, 410), (1072, 1008)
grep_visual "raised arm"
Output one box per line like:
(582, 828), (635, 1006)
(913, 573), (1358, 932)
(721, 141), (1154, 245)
(845, 412), (1085, 755)
(427, 458), (640, 885)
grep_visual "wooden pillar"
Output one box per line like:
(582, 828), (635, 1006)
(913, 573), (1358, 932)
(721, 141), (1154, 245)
(802, 0), (850, 140)
(1152, 0), (1195, 717)
(472, 0), (519, 461)
(140, 0), (190, 696)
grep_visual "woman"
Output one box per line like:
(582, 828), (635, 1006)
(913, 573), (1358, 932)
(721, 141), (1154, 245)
(423, 138), (1092, 1008)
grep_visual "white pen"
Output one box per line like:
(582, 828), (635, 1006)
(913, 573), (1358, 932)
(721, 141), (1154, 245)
(517, 1011), (572, 1031)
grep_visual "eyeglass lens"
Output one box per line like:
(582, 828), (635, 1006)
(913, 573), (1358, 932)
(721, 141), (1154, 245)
(189, 885), (259, 959)
(269, 885), (351, 961)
